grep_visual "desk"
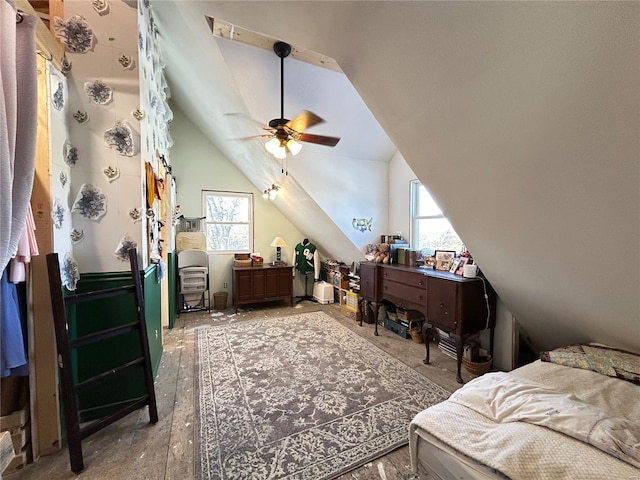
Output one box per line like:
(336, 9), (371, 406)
(359, 262), (496, 383)
(232, 265), (293, 313)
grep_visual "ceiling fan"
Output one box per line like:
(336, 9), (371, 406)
(231, 41), (340, 162)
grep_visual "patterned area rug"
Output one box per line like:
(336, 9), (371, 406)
(195, 311), (450, 480)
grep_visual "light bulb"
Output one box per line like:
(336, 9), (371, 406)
(269, 188), (278, 200)
(263, 190), (269, 199)
(287, 139), (302, 156)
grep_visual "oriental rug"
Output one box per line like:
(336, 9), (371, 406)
(195, 311), (450, 480)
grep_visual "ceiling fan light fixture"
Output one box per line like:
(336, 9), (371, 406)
(286, 138), (302, 156)
(274, 145), (286, 159)
(265, 137), (281, 155)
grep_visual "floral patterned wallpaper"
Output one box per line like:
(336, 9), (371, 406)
(48, 0), (173, 275)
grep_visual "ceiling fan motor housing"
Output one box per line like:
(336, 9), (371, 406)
(273, 41), (291, 58)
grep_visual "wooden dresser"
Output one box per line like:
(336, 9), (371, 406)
(232, 265), (294, 313)
(359, 262), (496, 382)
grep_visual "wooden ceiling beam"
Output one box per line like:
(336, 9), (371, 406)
(207, 17), (343, 73)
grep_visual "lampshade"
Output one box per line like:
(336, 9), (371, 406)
(286, 138), (302, 156)
(265, 138), (287, 159)
(270, 237), (288, 248)
(265, 137), (302, 159)
(265, 137), (281, 155)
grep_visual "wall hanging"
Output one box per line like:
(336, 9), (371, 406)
(132, 108), (144, 121)
(61, 253), (80, 291)
(70, 228), (84, 244)
(118, 54), (134, 70)
(104, 120), (135, 156)
(84, 79), (113, 105)
(129, 208), (141, 222)
(103, 165), (119, 182)
(72, 184), (107, 220)
(115, 235), (137, 262)
(352, 217), (373, 232)
(53, 15), (95, 53)
(52, 81), (64, 111)
(63, 141), (78, 166)
(92, 0), (109, 15)
(52, 199), (66, 229)
(73, 110), (88, 124)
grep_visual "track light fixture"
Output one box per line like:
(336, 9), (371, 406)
(263, 184), (280, 200)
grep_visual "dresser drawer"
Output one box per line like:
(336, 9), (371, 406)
(381, 268), (427, 288)
(427, 278), (458, 331)
(382, 281), (426, 310)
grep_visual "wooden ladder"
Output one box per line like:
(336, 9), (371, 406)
(46, 248), (158, 473)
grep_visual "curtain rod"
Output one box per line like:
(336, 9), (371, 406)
(14, 0), (64, 72)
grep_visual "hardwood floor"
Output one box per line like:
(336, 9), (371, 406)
(6, 301), (467, 480)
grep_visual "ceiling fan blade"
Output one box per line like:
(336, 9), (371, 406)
(225, 112), (272, 130)
(297, 133), (341, 147)
(286, 110), (324, 133)
(229, 134), (273, 141)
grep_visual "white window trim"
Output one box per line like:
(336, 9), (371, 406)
(410, 180), (446, 248)
(202, 190), (254, 254)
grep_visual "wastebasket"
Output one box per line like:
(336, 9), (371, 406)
(213, 291), (228, 310)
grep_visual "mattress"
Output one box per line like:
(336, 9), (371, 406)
(410, 360), (640, 480)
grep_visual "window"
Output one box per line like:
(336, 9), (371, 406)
(202, 191), (253, 253)
(410, 180), (463, 256)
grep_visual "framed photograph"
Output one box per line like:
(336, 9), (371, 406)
(434, 250), (456, 271)
(449, 258), (461, 274)
(455, 256), (470, 276)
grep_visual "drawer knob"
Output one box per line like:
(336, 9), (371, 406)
(440, 303), (444, 308)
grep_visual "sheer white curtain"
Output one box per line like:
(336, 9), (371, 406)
(0, 1), (38, 272)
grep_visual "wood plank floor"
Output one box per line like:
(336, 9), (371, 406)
(6, 301), (469, 480)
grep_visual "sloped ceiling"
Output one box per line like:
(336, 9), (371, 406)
(152, 1), (640, 353)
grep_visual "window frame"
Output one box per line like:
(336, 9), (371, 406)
(201, 190), (254, 254)
(410, 179), (462, 254)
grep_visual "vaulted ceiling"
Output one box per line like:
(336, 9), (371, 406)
(151, 1), (640, 354)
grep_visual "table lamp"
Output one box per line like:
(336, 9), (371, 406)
(270, 237), (287, 263)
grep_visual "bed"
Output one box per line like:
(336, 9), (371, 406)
(410, 344), (640, 480)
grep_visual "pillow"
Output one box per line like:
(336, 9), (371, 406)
(540, 344), (640, 384)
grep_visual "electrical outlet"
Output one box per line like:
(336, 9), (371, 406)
(224, 282), (228, 288)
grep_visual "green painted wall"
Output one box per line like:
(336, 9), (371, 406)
(65, 266), (162, 421)
(168, 251), (177, 328)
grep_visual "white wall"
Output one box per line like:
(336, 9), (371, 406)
(205, 1), (640, 355)
(388, 150), (515, 370)
(62, 0), (142, 273)
(169, 107), (309, 297)
(288, 149), (388, 252)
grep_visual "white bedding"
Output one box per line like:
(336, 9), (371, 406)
(410, 361), (640, 479)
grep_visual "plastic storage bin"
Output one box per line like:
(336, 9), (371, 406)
(313, 281), (334, 304)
